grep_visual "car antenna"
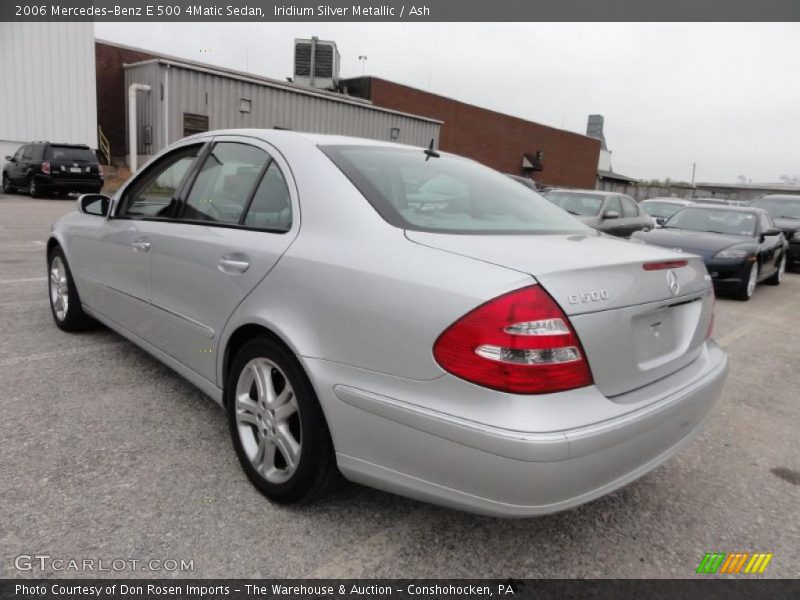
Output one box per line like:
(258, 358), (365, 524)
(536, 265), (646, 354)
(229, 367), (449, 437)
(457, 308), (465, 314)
(424, 138), (440, 161)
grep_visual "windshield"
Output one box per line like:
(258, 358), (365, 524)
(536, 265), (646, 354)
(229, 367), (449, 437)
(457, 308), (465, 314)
(544, 191), (604, 216)
(48, 145), (96, 162)
(752, 198), (800, 220)
(664, 207), (757, 236)
(320, 145), (590, 234)
(641, 201), (684, 219)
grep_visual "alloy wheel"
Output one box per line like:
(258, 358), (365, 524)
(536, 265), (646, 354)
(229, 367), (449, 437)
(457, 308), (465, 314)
(234, 358), (302, 484)
(49, 256), (69, 321)
(2, 175), (10, 193)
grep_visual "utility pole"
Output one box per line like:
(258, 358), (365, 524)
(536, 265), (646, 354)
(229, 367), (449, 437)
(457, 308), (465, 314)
(358, 55), (367, 75)
(691, 162), (696, 187)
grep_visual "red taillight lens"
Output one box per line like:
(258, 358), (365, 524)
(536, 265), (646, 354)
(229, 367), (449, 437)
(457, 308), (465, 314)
(41, 161), (50, 174)
(433, 285), (593, 394)
(643, 260), (688, 271)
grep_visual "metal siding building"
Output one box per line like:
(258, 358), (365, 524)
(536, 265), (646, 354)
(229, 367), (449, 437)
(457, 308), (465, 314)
(123, 59), (441, 159)
(0, 23), (97, 171)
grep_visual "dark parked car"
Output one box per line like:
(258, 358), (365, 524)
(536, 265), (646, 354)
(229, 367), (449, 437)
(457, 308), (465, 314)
(631, 205), (788, 300)
(749, 195), (800, 271)
(544, 189), (652, 237)
(3, 142), (103, 198)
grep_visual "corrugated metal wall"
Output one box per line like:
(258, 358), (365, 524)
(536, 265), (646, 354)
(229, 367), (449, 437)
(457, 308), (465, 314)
(125, 61), (440, 156)
(0, 23), (97, 168)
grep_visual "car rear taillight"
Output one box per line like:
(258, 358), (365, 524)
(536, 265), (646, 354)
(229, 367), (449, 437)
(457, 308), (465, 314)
(41, 161), (50, 174)
(642, 260), (688, 271)
(433, 285), (593, 394)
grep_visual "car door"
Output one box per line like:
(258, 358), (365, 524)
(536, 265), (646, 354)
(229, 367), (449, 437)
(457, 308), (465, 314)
(12, 146), (31, 185)
(620, 195), (646, 236)
(75, 142), (205, 338)
(144, 135), (299, 384)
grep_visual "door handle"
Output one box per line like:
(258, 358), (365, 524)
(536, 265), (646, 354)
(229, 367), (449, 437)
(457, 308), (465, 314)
(132, 237), (151, 252)
(218, 253), (250, 274)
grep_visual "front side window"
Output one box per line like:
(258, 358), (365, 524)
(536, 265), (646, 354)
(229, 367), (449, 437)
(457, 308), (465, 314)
(604, 196), (622, 216)
(620, 196), (638, 217)
(545, 191), (606, 217)
(21, 146), (33, 160)
(322, 145), (589, 234)
(13, 147), (24, 161)
(180, 142), (269, 225)
(123, 145), (201, 217)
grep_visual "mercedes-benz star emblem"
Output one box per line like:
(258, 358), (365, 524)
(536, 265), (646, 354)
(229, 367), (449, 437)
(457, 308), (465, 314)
(667, 270), (680, 296)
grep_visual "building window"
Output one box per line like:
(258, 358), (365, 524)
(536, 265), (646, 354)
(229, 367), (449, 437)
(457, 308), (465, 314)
(390, 127), (400, 140)
(183, 113), (209, 137)
(239, 98), (252, 113)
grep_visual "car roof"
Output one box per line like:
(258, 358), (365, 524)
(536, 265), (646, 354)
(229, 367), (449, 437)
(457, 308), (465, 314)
(642, 198), (692, 204)
(678, 204), (768, 216)
(545, 189), (620, 197)
(752, 194), (800, 202)
(183, 128), (425, 152)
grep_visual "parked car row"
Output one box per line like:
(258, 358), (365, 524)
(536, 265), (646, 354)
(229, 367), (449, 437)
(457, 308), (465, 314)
(2, 141), (104, 197)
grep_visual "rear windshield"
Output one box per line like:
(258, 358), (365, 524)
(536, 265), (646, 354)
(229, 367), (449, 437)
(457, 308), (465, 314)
(544, 191), (605, 216)
(319, 145), (589, 235)
(664, 207), (757, 237)
(47, 145), (96, 162)
(641, 201), (684, 219)
(751, 198), (800, 220)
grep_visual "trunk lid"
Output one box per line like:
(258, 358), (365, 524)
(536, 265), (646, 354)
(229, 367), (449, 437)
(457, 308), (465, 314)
(407, 231), (714, 398)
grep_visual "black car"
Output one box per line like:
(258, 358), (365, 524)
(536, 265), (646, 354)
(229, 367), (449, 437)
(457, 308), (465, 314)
(749, 194), (800, 272)
(631, 205), (788, 301)
(3, 142), (104, 198)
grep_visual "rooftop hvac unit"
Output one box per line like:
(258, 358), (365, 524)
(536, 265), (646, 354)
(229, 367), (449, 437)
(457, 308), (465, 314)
(294, 37), (340, 89)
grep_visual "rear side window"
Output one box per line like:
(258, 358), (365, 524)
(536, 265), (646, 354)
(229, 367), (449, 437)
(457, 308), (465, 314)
(28, 145), (45, 160)
(321, 145), (588, 235)
(545, 191), (605, 217)
(47, 145), (95, 162)
(243, 162), (292, 231)
(620, 196), (638, 217)
(180, 142), (269, 225)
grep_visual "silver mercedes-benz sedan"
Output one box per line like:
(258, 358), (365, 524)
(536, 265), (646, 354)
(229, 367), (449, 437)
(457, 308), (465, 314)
(47, 130), (728, 517)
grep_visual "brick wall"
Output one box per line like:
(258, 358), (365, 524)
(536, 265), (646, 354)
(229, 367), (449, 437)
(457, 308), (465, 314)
(95, 41), (156, 160)
(351, 77), (600, 189)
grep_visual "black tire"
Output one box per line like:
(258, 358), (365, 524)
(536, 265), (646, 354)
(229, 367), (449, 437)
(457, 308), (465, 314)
(47, 246), (94, 332)
(29, 176), (47, 198)
(226, 337), (340, 504)
(733, 262), (758, 301)
(764, 255), (785, 286)
(2, 174), (15, 194)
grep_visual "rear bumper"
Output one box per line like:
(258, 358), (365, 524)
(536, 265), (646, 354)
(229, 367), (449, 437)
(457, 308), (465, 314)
(34, 174), (103, 192)
(310, 341), (728, 517)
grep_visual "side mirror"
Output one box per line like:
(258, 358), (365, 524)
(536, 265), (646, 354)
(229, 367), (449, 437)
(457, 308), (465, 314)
(603, 210), (620, 220)
(656, 217), (666, 226)
(5, 155), (14, 162)
(77, 193), (111, 217)
(763, 228), (781, 237)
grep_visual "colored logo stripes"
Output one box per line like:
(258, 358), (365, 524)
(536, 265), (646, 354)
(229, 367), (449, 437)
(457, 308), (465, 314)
(696, 552), (773, 574)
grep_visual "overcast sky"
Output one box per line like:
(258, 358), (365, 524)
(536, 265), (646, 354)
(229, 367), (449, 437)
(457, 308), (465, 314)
(96, 22), (800, 184)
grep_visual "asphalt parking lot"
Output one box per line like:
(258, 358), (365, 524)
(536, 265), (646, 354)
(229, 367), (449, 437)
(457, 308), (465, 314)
(1, 193), (798, 579)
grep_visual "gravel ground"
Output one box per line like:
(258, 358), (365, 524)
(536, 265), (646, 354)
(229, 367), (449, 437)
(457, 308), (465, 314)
(1, 193), (798, 579)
